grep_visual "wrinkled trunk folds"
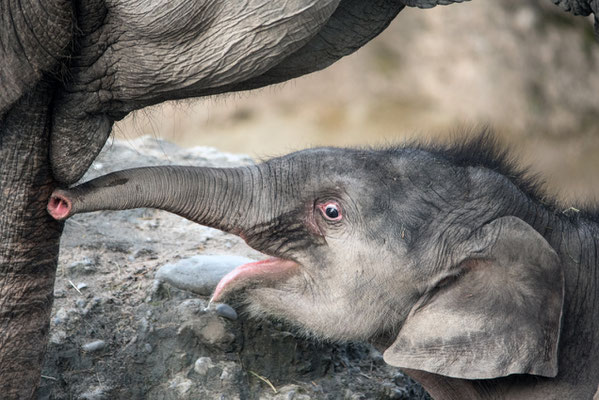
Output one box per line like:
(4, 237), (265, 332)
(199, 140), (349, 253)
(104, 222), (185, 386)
(49, 165), (263, 235)
(0, 82), (63, 398)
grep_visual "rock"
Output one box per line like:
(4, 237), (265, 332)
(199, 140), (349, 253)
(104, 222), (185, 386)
(139, 317), (150, 333)
(149, 279), (163, 300)
(133, 247), (158, 260)
(343, 389), (363, 400)
(177, 315), (235, 349)
(215, 303), (238, 320)
(167, 374), (193, 396)
(379, 382), (408, 400)
(177, 298), (206, 314)
(199, 318), (229, 345)
(194, 357), (214, 375)
(67, 257), (97, 276)
(185, 145), (253, 166)
(76, 299), (87, 309)
(144, 343), (153, 353)
(219, 362), (241, 382)
(49, 330), (67, 345)
(82, 340), (107, 352)
(52, 308), (70, 325)
(122, 335), (138, 353)
(392, 372), (430, 399)
(155, 255), (254, 296)
(89, 297), (102, 308)
(79, 386), (111, 400)
(76, 282), (88, 291)
(268, 385), (312, 400)
(368, 346), (384, 363)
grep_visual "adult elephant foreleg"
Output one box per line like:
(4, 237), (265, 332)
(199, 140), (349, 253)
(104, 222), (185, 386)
(0, 82), (63, 399)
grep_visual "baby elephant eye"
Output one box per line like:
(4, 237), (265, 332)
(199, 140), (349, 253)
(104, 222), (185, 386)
(321, 202), (342, 221)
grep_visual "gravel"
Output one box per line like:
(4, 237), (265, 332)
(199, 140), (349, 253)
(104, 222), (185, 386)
(82, 340), (107, 352)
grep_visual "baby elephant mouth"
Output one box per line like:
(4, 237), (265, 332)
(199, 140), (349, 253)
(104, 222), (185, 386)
(211, 257), (300, 303)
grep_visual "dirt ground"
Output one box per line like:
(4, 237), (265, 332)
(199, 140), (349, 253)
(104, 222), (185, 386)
(39, 137), (431, 400)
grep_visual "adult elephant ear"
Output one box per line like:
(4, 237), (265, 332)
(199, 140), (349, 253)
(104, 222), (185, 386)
(384, 216), (565, 379)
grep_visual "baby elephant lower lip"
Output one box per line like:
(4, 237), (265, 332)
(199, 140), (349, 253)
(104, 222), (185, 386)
(211, 258), (300, 303)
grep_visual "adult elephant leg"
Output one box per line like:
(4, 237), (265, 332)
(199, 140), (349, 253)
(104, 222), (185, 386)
(0, 81), (63, 399)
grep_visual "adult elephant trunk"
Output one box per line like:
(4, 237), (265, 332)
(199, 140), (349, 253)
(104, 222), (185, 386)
(48, 165), (267, 236)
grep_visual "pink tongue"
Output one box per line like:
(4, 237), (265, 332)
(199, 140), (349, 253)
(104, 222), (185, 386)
(211, 258), (299, 302)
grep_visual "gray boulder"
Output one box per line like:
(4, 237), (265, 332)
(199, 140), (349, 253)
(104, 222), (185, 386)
(156, 255), (255, 296)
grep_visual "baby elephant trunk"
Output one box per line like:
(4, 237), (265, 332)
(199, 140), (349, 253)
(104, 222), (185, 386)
(47, 165), (259, 234)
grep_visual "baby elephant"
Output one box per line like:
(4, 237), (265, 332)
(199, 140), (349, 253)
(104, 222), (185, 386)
(48, 136), (599, 399)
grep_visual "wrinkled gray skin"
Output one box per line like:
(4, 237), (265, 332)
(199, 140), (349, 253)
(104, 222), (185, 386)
(49, 137), (599, 399)
(1, 0), (597, 398)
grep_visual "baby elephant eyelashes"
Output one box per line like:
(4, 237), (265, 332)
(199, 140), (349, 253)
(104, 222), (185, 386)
(319, 202), (342, 221)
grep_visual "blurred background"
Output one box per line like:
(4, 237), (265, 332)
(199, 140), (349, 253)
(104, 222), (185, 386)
(114, 0), (599, 205)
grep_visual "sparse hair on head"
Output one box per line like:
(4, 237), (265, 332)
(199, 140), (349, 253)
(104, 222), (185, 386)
(404, 128), (597, 223)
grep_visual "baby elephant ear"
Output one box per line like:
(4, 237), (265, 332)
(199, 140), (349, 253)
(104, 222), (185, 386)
(384, 216), (564, 379)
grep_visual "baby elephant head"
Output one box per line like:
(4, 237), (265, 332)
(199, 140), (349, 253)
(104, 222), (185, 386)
(48, 143), (564, 381)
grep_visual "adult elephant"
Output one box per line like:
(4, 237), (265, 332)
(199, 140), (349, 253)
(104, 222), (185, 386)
(0, 0), (596, 398)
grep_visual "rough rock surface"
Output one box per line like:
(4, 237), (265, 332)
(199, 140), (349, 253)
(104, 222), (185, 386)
(40, 137), (430, 399)
(155, 255), (254, 296)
